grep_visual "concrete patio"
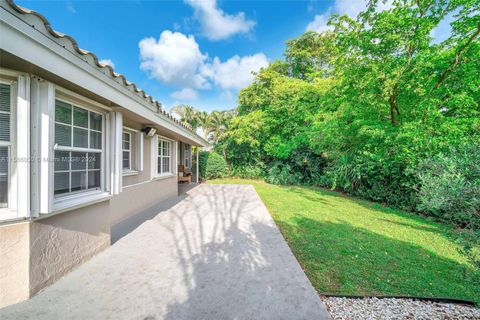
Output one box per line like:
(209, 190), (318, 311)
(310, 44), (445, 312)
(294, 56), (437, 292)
(0, 184), (330, 320)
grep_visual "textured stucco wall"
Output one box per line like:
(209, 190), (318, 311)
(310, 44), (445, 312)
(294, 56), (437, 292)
(109, 175), (178, 227)
(0, 222), (30, 308)
(28, 201), (110, 295)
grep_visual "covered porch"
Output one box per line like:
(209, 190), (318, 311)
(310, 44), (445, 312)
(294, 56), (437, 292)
(177, 141), (201, 184)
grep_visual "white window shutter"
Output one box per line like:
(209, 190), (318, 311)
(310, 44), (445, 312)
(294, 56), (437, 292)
(16, 74), (30, 218)
(31, 79), (55, 216)
(110, 111), (122, 194)
(136, 131), (143, 172)
(173, 141), (178, 175)
(150, 134), (158, 179)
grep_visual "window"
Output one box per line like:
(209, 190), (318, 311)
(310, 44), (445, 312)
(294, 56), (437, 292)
(122, 131), (131, 170)
(53, 100), (103, 196)
(157, 138), (171, 175)
(184, 143), (191, 168)
(0, 84), (11, 208)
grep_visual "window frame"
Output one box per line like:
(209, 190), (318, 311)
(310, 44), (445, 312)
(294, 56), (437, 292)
(122, 131), (132, 172)
(53, 96), (106, 201)
(157, 136), (173, 177)
(0, 79), (15, 215)
(183, 143), (191, 168)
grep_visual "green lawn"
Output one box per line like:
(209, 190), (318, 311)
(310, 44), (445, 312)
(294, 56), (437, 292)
(208, 178), (480, 303)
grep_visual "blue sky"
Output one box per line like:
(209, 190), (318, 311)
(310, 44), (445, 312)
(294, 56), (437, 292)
(17, 1), (452, 112)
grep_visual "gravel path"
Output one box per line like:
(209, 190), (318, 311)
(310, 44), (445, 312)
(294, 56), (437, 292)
(322, 297), (480, 320)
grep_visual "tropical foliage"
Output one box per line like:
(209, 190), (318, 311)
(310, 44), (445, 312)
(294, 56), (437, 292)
(215, 0), (480, 229)
(198, 151), (227, 180)
(171, 104), (235, 153)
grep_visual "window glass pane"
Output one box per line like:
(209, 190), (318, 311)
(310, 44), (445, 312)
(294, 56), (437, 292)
(88, 153), (101, 170)
(90, 112), (102, 131)
(73, 107), (88, 128)
(73, 127), (88, 148)
(54, 104), (104, 197)
(123, 151), (130, 170)
(54, 151), (70, 171)
(54, 172), (70, 195)
(55, 123), (71, 146)
(71, 171), (87, 192)
(71, 152), (87, 170)
(90, 131), (102, 149)
(0, 113), (10, 141)
(0, 174), (7, 208)
(88, 171), (101, 189)
(163, 157), (170, 173)
(157, 157), (162, 174)
(0, 147), (8, 208)
(55, 100), (72, 124)
(0, 84), (10, 113)
(122, 132), (130, 150)
(164, 142), (170, 156)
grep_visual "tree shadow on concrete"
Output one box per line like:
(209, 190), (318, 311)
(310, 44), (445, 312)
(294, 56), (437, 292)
(111, 184), (200, 244)
(156, 185), (328, 320)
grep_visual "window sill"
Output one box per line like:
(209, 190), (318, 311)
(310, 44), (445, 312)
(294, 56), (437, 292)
(0, 209), (22, 223)
(52, 191), (111, 215)
(152, 173), (175, 181)
(122, 170), (139, 177)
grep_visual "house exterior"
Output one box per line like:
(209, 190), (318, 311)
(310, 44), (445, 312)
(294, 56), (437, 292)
(0, 0), (207, 308)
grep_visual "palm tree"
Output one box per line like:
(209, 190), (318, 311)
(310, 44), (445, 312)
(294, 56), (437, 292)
(171, 105), (235, 155)
(170, 104), (200, 130)
(204, 110), (235, 158)
(196, 111), (210, 140)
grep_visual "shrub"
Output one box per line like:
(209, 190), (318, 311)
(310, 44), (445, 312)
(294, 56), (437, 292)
(199, 151), (227, 180)
(265, 162), (303, 185)
(322, 153), (417, 210)
(415, 144), (480, 229)
(229, 164), (264, 179)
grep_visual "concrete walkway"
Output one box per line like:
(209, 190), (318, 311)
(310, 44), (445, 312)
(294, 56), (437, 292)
(0, 184), (331, 320)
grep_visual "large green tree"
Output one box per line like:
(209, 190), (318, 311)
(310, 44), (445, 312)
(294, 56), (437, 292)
(218, 0), (480, 225)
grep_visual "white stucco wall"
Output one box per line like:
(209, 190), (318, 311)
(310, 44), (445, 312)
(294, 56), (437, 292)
(28, 201), (111, 296)
(110, 176), (178, 227)
(0, 222), (30, 308)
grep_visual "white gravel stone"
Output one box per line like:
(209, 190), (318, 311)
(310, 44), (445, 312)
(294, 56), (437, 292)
(321, 296), (480, 320)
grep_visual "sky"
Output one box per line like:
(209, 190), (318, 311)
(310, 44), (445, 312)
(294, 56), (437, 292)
(17, 0), (453, 112)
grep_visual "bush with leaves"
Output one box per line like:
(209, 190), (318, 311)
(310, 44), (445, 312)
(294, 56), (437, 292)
(229, 164), (265, 179)
(265, 162), (303, 185)
(415, 144), (480, 229)
(198, 151), (227, 180)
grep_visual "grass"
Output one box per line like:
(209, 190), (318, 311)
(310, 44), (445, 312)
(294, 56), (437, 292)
(207, 178), (480, 303)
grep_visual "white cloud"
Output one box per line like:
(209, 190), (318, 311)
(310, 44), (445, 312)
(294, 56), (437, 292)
(139, 31), (209, 89)
(139, 30), (268, 100)
(306, 13), (333, 33)
(202, 53), (268, 90)
(185, 0), (255, 40)
(99, 59), (115, 68)
(306, 0), (393, 33)
(171, 88), (199, 101)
